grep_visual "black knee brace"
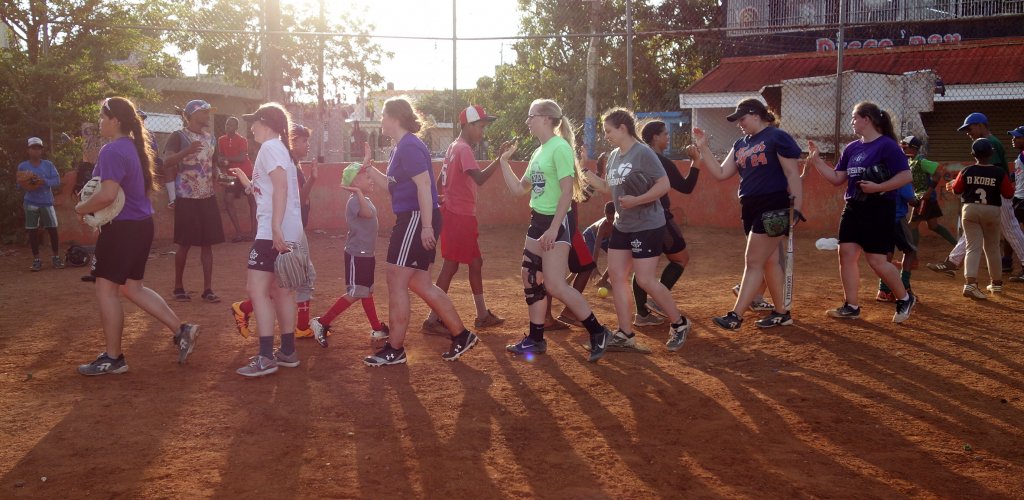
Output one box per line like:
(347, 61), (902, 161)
(523, 249), (546, 305)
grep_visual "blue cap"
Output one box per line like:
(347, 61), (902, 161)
(957, 112), (988, 131)
(1009, 126), (1024, 138)
(184, 99), (214, 117)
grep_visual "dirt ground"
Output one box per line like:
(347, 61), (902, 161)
(1, 224), (1022, 498)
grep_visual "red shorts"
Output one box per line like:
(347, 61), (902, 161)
(440, 208), (481, 264)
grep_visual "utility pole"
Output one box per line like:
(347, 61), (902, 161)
(317, 0), (326, 160)
(584, 0), (602, 160)
(452, 0), (458, 131)
(834, 0), (846, 155)
(626, 0), (633, 110)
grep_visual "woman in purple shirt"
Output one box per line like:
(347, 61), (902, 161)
(808, 101), (916, 323)
(74, 97), (199, 376)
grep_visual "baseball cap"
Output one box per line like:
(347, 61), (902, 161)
(971, 138), (993, 158)
(243, 104), (289, 133)
(1008, 125), (1024, 138)
(726, 98), (768, 122)
(341, 162), (363, 187)
(900, 135), (922, 148)
(137, 109), (148, 119)
(957, 112), (988, 131)
(27, 137), (44, 148)
(291, 123), (311, 138)
(184, 99), (214, 117)
(459, 105), (497, 125)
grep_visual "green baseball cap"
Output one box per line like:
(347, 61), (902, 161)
(341, 162), (363, 187)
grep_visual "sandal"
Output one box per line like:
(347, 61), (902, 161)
(201, 289), (221, 303)
(712, 311), (743, 330)
(173, 288), (191, 302)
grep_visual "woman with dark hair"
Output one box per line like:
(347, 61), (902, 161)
(693, 97), (804, 330)
(499, 98), (613, 361)
(808, 101), (916, 323)
(230, 103), (305, 377)
(360, 96), (479, 366)
(584, 108), (692, 351)
(632, 120), (699, 326)
(75, 96), (200, 376)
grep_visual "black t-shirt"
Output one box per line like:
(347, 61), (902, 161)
(656, 152), (699, 213)
(954, 163), (1014, 206)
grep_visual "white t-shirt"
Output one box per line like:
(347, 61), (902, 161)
(251, 137), (303, 242)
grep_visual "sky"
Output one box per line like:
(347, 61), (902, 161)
(179, 0), (524, 96)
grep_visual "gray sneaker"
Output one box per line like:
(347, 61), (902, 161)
(52, 255), (65, 269)
(666, 318), (691, 351)
(749, 298), (775, 312)
(608, 329), (637, 349)
(236, 355), (278, 377)
(645, 299), (666, 317)
(310, 317), (329, 347)
(175, 323), (200, 364)
(78, 352), (128, 376)
(274, 349), (300, 368)
(633, 312), (664, 327)
(30, 258), (42, 272)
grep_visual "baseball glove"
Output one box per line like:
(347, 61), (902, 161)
(65, 245), (91, 267)
(274, 242), (308, 289)
(17, 170), (45, 191)
(77, 176), (125, 229)
(621, 170), (653, 197)
(862, 163), (892, 185)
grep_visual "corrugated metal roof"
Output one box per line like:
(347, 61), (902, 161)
(686, 37), (1024, 94)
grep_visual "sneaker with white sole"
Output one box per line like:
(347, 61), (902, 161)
(311, 317), (329, 347)
(749, 299), (775, 312)
(633, 312), (664, 326)
(893, 293), (917, 323)
(506, 336), (547, 354)
(926, 260), (958, 277)
(441, 331), (479, 361)
(370, 323), (390, 341)
(645, 299), (666, 317)
(236, 355), (278, 377)
(666, 319), (691, 351)
(963, 284), (987, 300)
(608, 330), (637, 349)
(230, 301), (251, 339)
(827, 303), (860, 319)
(755, 310), (793, 328)
(986, 283), (1003, 294)
(174, 323), (200, 364)
(712, 311), (743, 330)
(588, 328), (612, 362)
(274, 349), (300, 367)
(364, 342), (407, 367)
(422, 318), (450, 336)
(474, 310), (505, 328)
(78, 352), (128, 376)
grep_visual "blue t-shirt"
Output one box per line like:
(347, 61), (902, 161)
(387, 133), (438, 213)
(731, 126), (801, 198)
(836, 136), (910, 201)
(894, 183), (915, 219)
(94, 137), (154, 221)
(17, 159), (60, 207)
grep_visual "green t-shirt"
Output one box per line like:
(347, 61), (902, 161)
(526, 135), (576, 215)
(987, 135), (1008, 172)
(910, 155), (939, 197)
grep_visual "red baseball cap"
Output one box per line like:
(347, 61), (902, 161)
(459, 105), (497, 126)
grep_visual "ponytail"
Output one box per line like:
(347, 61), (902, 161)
(532, 98), (586, 203)
(101, 96), (157, 193)
(854, 101), (898, 142)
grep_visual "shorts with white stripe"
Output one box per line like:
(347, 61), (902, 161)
(387, 208), (441, 271)
(344, 251), (375, 298)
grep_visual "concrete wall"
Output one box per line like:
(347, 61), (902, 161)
(51, 159), (972, 245)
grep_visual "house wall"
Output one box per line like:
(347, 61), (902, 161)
(921, 100), (1024, 162)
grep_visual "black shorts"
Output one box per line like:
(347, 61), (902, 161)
(740, 191), (790, 235)
(608, 226), (665, 259)
(92, 217), (154, 285)
(248, 239), (279, 273)
(568, 227), (597, 274)
(344, 252), (376, 298)
(838, 197), (897, 255)
(1013, 197), (1024, 224)
(174, 196), (225, 246)
(893, 218), (917, 254)
(909, 195), (943, 222)
(663, 215), (686, 254)
(387, 208), (441, 271)
(526, 210), (571, 244)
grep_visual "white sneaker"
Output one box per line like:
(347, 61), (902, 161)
(633, 312), (665, 326)
(608, 330), (636, 348)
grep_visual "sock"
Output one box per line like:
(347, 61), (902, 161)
(911, 227), (921, 246)
(529, 322), (545, 342)
(621, 329), (635, 338)
(671, 317), (688, 329)
(321, 296), (355, 326)
(240, 300), (253, 314)
(258, 336), (274, 359)
(878, 280), (891, 293)
(280, 332), (295, 355)
(632, 274), (648, 315)
(901, 270), (912, 291)
(581, 313), (604, 336)
(849, 303), (860, 310)
(660, 262), (684, 290)
(473, 294), (488, 318)
(296, 300), (310, 330)
(934, 224), (958, 245)
(47, 228), (59, 254)
(361, 297), (383, 330)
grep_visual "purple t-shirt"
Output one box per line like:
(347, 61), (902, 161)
(836, 136), (909, 201)
(93, 137), (154, 221)
(387, 133), (438, 213)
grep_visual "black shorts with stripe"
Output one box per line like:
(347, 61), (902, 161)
(93, 217), (154, 285)
(344, 252), (376, 298)
(387, 208), (441, 271)
(526, 210), (571, 244)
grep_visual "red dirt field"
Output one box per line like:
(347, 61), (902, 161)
(1, 225), (1022, 498)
